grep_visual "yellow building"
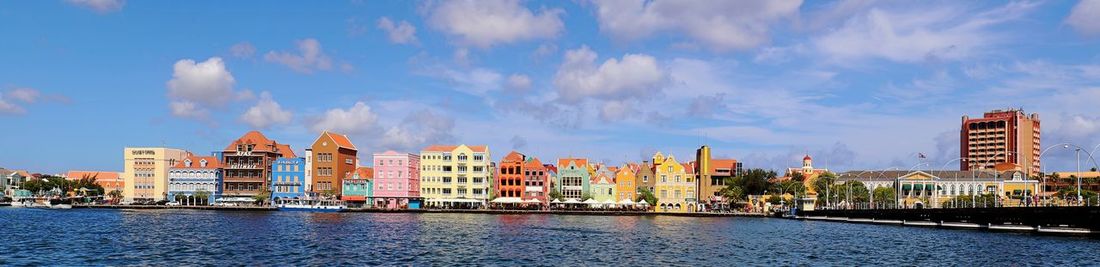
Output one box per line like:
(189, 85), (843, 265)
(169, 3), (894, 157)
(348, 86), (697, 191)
(419, 145), (491, 208)
(615, 164), (637, 202)
(653, 152), (697, 213)
(122, 147), (190, 202)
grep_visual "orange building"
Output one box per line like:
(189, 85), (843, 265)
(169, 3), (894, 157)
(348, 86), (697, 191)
(309, 131), (358, 197)
(221, 131), (295, 197)
(961, 109), (1041, 176)
(497, 151), (526, 199)
(66, 170), (124, 195)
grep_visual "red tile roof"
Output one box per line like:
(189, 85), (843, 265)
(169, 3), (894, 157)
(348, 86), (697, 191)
(171, 155), (223, 169)
(66, 171), (120, 181)
(276, 144), (296, 158)
(223, 131), (277, 152)
(355, 167), (373, 180)
(322, 131), (357, 150)
(557, 158), (588, 168)
(710, 159), (739, 173)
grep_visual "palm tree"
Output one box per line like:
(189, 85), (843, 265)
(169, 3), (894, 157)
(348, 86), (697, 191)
(193, 189), (210, 206)
(108, 189), (123, 204)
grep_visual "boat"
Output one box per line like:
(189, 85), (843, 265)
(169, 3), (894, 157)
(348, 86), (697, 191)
(275, 198), (347, 212)
(27, 198), (72, 209)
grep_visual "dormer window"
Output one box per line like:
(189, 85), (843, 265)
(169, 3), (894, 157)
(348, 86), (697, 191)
(184, 159), (192, 168)
(200, 159), (208, 168)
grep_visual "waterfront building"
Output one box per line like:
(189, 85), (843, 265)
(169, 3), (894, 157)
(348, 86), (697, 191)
(167, 154), (222, 204)
(122, 147), (190, 202)
(961, 109), (1041, 176)
(65, 170), (124, 196)
(556, 158), (590, 201)
(838, 170), (1040, 208)
(373, 151), (420, 209)
(1, 169), (28, 192)
(342, 167), (373, 208)
(1047, 172), (1100, 196)
(270, 157), (306, 200)
(636, 161), (655, 194)
(653, 152), (697, 212)
(419, 145), (492, 208)
(590, 165), (616, 203)
(615, 164), (637, 202)
(497, 151), (527, 200)
(309, 131), (358, 197)
(695, 145), (742, 210)
(220, 131), (295, 199)
(776, 155), (829, 198)
(522, 157), (550, 206)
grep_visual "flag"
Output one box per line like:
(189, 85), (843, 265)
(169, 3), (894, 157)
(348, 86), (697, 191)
(918, 153), (926, 159)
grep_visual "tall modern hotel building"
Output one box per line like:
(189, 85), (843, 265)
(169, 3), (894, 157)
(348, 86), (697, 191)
(960, 109), (1041, 176)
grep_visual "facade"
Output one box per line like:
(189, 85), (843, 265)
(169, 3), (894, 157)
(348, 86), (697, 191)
(961, 109), (1041, 176)
(653, 152), (696, 212)
(615, 164), (637, 201)
(590, 165), (616, 203)
(1048, 172), (1100, 196)
(373, 151), (420, 209)
(220, 131), (295, 198)
(636, 161), (656, 194)
(167, 155), (222, 204)
(270, 157), (306, 200)
(556, 158), (590, 201)
(309, 131), (359, 197)
(781, 155), (829, 196)
(1, 169), (30, 197)
(838, 170), (1041, 208)
(122, 147), (190, 202)
(695, 145), (742, 209)
(419, 145), (492, 208)
(342, 167), (373, 207)
(497, 151), (527, 199)
(65, 170), (124, 196)
(522, 157), (550, 206)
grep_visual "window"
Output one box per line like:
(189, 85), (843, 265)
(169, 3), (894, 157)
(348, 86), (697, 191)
(661, 190), (668, 198)
(661, 175), (667, 183)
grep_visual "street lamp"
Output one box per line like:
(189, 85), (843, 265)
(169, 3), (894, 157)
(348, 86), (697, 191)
(937, 157), (968, 208)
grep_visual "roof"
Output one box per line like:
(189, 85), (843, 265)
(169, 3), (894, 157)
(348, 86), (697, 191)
(803, 155), (812, 161)
(223, 131), (276, 152)
(66, 171), (121, 181)
(276, 144), (296, 158)
(322, 131), (357, 150)
(558, 158), (588, 169)
(1055, 172), (1100, 179)
(171, 155), (222, 169)
(523, 157), (545, 170)
(682, 163), (695, 174)
(422, 144), (488, 153)
(15, 170), (30, 177)
(837, 170), (1022, 182)
(591, 171), (614, 184)
(710, 159), (739, 173)
(502, 151), (525, 162)
(354, 167), (374, 180)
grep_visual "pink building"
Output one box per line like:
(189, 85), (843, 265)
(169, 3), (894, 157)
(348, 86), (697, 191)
(372, 151), (420, 209)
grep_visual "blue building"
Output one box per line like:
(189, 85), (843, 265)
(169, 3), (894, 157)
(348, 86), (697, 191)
(167, 155), (223, 205)
(271, 157), (306, 200)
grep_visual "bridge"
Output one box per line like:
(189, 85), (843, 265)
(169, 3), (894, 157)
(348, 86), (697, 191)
(797, 207), (1100, 234)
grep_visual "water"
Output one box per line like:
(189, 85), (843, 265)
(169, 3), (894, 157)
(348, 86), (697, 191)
(1, 208), (1097, 266)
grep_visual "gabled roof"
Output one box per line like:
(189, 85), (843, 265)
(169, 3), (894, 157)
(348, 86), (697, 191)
(523, 157), (545, 170)
(276, 144), (296, 158)
(66, 171), (121, 181)
(591, 170), (614, 184)
(223, 131), (276, 152)
(682, 163), (695, 174)
(171, 155), (222, 169)
(503, 151), (525, 162)
(314, 131), (357, 150)
(354, 167), (374, 180)
(422, 144), (489, 153)
(557, 158), (588, 169)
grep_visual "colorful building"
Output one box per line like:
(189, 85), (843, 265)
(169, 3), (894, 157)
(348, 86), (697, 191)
(556, 158), (590, 201)
(590, 165), (616, 203)
(342, 167), (373, 208)
(65, 170), (124, 197)
(497, 151), (527, 200)
(615, 164), (637, 201)
(636, 161), (655, 194)
(838, 170), (1041, 208)
(167, 154), (222, 204)
(653, 152), (697, 212)
(695, 145), (742, 210)
(373, 151), (420, 209)
(521, 157), (550, 206)
(271, 157), (306, 200)
(220, 131), (295, 199)
(419, 145), (492, 208)
(309, 131), (358, 197)
(961, 109), (1041, 176)
(122, 147), (190, 202)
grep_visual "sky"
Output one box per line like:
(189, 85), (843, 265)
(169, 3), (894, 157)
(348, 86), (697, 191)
(3, 0), (1100, 174)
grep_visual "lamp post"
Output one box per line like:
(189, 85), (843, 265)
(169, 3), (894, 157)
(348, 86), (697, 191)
(875, 167), (901, 209)
(900, 163), (929, 209)
(937, 158), (968, 208)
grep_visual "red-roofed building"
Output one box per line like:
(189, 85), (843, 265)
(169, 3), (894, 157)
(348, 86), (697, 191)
(67, 170), (124, 196)
(309, 131), (358, 197)
(220, 131), (293, 198)
(695, 146), (743, 210)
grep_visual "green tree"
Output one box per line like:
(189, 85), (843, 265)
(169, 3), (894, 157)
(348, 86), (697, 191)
(581, 192), (593, 201)
(193, 189), (211, 206)
(731, 168), (776, 195)
(719, 185), (744, 204)
(766, 194), (783, 205)
(834, 180), (870, 203)
(790, 172), (806, 182)
(771, 180), (805, 197)
(872, 187), (896, 206)
(254, 188), (272, 205)
(635, 187), (658, 206)
(108, 189), (123, 203)
(811, 172), (838, 195)
(548, 187), (563, 201)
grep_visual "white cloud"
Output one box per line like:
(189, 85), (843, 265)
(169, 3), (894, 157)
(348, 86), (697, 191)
(599, 100), (634, 122)
(591, 0), (801, 51)
(0, 93), (25, 115)
(66, 0), (124, 13)
(166, 57), (247, 119)
(264, 38), (335, 74)
(229, 42), (256, 58)
(379, 110), (456, 151)
(377, 17), (419, 45)
(7, 88), (40, 103)
(431, 67), (504, 96)
(1067, 0), (1100, 37)
(554, 46), (666, 103)
(813, 2), (1037, 63)
(310, 102), (380, 135)
(426, 0), (564, 48)
(239, 91), (292, 129)
(506, 74), (532, 91)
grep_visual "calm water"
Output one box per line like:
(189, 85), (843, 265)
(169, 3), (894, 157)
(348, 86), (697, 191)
(1, 208), (1097, 266)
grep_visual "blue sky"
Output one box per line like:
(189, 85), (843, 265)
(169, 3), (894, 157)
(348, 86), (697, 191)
(3, 0), (1100, 174)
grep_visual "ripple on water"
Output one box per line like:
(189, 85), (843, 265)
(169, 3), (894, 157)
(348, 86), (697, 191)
(1, 209), (1099, 265)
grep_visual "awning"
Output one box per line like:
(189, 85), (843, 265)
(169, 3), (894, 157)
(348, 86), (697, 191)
(582, 199), (599, 204)
(523, 199), (542, 204)
(551, 199), (563, 204)
(618, 199), (635, 205)
(341, 196), (367, 201)
(563, 199), (581, 204)
(490, 197), (522, 204)
(902, 184), (912, 190)
(925, 184), (936, 191)
(430, 198), (484, 203)
(602, 199), (617, 205)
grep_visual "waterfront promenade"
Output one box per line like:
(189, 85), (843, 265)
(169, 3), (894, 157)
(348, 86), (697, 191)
(72, 204), (768, 217)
